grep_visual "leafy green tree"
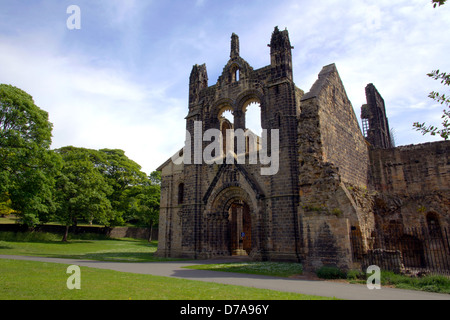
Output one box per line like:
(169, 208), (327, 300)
(127, 185), (160, 242)
(414, 70), (449, 140)
(126, 171), (161, 241)
(96, 149), (148, 225)
(54, 147), (113, 241)
(0, 84), (61, 226)
(149, 170), (161, 186)
(0, 193), (15, 216)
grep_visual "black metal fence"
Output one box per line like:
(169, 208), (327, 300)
(350, 227), (450, 276)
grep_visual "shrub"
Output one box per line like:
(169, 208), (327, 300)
(346, 269), (366, 281)
(316, 266), (346, 279)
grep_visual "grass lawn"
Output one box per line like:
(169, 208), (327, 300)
(0, 259), (337, 300)
(0, 232), (170, 262)
(184, 262), (303, 278)
(0, 216), (18, 224)
(187, 263), (450, 295)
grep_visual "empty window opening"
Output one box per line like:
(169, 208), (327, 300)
(220, 110), (234, 124)
(245, 102), (262, 137)
(219, 109), (234, 157)
(362, 118), (369, 138)
(230, 65), (240, 83)
(178, 183), (184, 205)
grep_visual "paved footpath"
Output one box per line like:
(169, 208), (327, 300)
(1, 255), (449, 300)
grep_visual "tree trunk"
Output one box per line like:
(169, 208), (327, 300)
(62, 225), (69, 242)
(148, 221), (153, 243)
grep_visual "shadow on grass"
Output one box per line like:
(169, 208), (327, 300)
(45, 251), (183, 263)
(0, 234), (167, 262)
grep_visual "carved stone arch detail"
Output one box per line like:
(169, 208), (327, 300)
(208, 186), (257, 220)
(211, 98), (236, 121)
(234, 89), (265, 132)
(203, 184), (259, 257)
(203, 164), (265, 206)
(220, 57), (253, 83)
(236, 89), (265, 113)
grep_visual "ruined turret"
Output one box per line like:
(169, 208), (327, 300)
(269, 26), (294, 80)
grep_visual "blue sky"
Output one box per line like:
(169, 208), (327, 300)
(0, 0), (449, 174)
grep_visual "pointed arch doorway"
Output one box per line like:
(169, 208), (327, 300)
(228, 201), (252, 256)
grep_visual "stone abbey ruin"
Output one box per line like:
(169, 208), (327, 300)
(156, 27), (449, 272)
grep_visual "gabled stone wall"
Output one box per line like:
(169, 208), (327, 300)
(298, 64), (375, 271)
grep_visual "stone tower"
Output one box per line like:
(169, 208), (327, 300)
(157, 27), (305, 261)
(361, 83), (393, 149)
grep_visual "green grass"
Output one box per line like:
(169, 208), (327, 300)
(187, 262), (450, 295)
(0, 259), (336, 300)
(2, 231), (448, 297)
(0, 231), (171, 262)
(345, 269), (450, 295)
(380, 271), (450, 294)
(0, 216), (17, 224)
(184, 262), (303, 278)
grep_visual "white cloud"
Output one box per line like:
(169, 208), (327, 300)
(0, 31), (186, 174)
(195, 0), (207, 7)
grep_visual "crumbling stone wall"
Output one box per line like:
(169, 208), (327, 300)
(370, 141), (450, 231)
(298, 64), (375, 271)
(301, 64), (370, 188)
(362, 84), (394, 149)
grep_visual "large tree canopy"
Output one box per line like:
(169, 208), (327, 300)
(0, 84), (161, 236)
(53, 146), (159, 240)
(54, 146), (113, 241)
(0, 84), (61, 226)
(125, 171), (161, 241)
(96, 149), (148, 225)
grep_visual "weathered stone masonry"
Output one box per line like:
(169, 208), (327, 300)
(156, 27), (449, 271)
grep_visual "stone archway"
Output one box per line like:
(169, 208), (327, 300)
(206, 185), (257, 257)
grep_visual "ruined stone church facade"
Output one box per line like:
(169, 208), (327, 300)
(156, 27), (449, 271)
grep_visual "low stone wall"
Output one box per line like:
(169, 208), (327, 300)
(109, 227), (158, 240)
(0, 224), (108, 235)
